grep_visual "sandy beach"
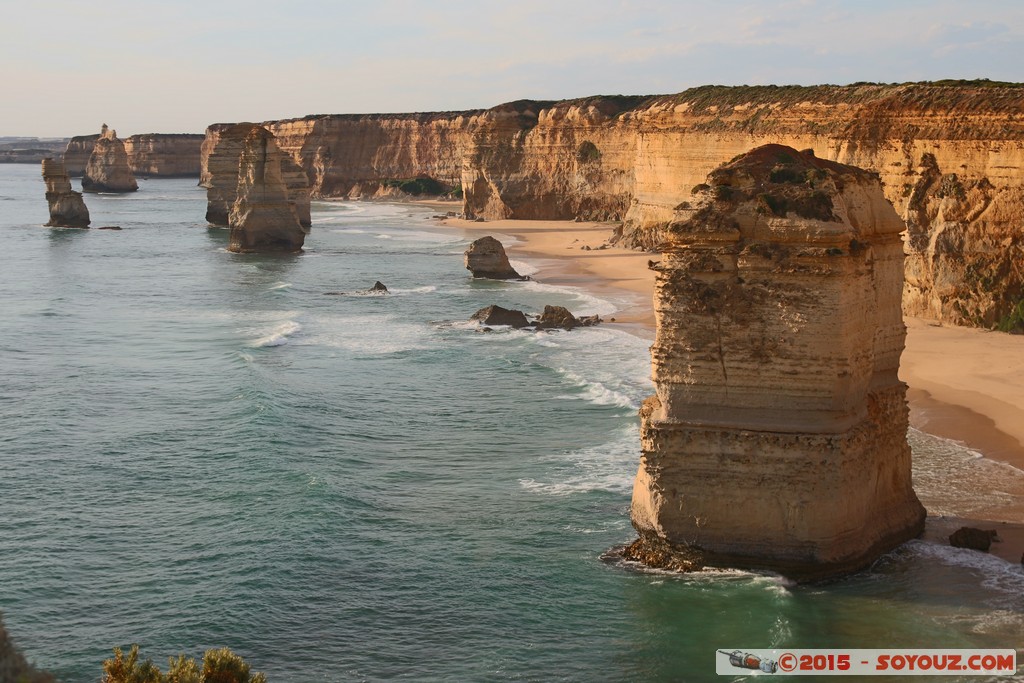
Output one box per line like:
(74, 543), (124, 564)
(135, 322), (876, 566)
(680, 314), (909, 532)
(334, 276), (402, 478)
(437, 211), (1024, 565)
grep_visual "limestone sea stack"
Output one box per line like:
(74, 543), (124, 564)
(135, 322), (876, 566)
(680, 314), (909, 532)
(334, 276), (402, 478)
(203, 123), (311, 227)
(41, 158), (90, 227)
(627, 144), (926, 580)
(227, 126), (309, 253)
(82, 125), (138, 193)
(464, 236), (522, 279)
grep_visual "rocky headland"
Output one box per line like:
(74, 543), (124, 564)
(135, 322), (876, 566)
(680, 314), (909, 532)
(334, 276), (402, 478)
(227, 126), (309, 253)
(81, 125), (138, 193)
(204, 82), (1024, 330)
(41, 158), (90, 228)
(625, 145), (926, 580)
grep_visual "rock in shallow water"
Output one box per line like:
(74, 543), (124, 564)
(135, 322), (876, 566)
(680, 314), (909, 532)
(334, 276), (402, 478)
(949, 527), (999, 552)
(470, 305), (529, 328)
(464, 236), (522, 280)
(629, 144), (926, 580)
(41, 158), (90, 228)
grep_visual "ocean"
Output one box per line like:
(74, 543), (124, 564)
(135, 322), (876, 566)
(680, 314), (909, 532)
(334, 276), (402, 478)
(0, 164), (1021, 682)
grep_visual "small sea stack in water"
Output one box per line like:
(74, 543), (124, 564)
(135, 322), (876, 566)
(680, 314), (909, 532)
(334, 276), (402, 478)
(41, 158), (90, 228)
(227, 126), (309, 254)
(627, 144), (925, 581)
(82, 124), (138, 193)
(464, 236), (523, 279)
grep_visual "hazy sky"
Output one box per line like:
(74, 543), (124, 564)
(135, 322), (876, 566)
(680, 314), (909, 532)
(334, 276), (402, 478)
(2, 0), (1022, 137)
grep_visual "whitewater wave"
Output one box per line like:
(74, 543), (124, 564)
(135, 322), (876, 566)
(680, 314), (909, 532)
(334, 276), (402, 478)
(250, 320), (302, 347)
(518, 424), (639, 496)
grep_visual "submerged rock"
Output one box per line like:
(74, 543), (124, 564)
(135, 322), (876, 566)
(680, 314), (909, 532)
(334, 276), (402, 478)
(82, 124), (138, 193)
(471, 305), (529, 328)
(464, 236), (522, 279)
(41, 158), (90, 228)
(629, 144), (926, 581)
(227, 127), (309, 253)
(949, 527), (999, 552)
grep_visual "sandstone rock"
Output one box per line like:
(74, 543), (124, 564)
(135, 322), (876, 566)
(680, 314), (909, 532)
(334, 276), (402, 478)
(948, 527), (999, 552)
(41, 158), (90, 228)
(81, 125), (138, 193)
(123, 134), (204, 177)
(370, 281), (388, 292)
(206, 83), (1024, 330)
(535, 305), (578, 330)
(202, 123), (311, 227)
(62, 134), (100, 176)
(464, 236), (522, 279)
(227, 127), (309, 254)
(629, 144), (926, 580)
(470, 305), (529, 328)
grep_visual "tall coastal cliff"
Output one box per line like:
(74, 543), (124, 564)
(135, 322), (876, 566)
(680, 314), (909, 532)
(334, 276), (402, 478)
(64, 133), (203, 177)
(201, 82), (1024, 329)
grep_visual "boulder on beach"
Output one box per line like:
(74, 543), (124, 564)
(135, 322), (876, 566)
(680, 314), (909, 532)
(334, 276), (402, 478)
(471, 305), (529, 328)
(949, 527), (999, 552)
(464, 236), (522, 280)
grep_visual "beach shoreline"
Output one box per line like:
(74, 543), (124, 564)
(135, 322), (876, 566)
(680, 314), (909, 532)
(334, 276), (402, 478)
(434, 211), (1024, 565)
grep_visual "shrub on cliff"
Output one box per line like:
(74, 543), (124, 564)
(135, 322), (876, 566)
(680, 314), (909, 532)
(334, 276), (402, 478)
(0, 613), (55, 683)
(577, 140), (601, 163)
(102, 645), (266, 683)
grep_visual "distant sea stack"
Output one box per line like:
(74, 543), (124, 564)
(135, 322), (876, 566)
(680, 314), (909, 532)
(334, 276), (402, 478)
(227, 126), (309, 253)
(626, 145), (925, 580)
(202, 123), (311, 227)
(63, 134), (100, 176)
(41, 158), (90, 227)
(81, 125), (138, 193)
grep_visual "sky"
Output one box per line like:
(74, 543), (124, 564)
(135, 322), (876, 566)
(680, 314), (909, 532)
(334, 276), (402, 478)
(2, 0), (1022, 137)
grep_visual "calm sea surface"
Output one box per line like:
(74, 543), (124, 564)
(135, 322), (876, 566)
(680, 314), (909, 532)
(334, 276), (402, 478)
(0, 164), (1021, 681)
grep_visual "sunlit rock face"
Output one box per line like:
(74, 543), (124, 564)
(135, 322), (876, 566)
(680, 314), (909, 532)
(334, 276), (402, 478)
(203, 123), (310, 228)
(227, 126), (309, 254)
(81, 125), (138, 193)
(627, 144), (926, 581)
(42, 158), (90, 227)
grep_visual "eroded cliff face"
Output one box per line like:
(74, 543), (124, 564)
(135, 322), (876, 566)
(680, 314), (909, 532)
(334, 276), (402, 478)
(205, 83), (1024, 328)
(82, 126), (138, 193)
(203, 123), (310, 227)
(63, 134), (100, 176)
(228, 126), (308, 253)
(41, 158), (90, 227)
(123, 134), (204, 177)
(627, 145), (925, 579)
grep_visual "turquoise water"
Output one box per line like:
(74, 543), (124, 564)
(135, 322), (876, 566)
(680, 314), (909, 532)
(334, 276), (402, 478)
(0, 164), (1021, 682)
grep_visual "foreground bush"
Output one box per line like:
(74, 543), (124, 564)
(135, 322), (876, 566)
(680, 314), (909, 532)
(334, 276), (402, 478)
(102, 645), (266, 683)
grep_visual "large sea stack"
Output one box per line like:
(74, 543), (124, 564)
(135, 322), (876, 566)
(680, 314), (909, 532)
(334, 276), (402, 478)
(227, 126), (309, 253)
(41, 158), (90, 227)
(81, 124), (138, 193)
(202, 123), (311, 227)
(627, 144), (926, 580)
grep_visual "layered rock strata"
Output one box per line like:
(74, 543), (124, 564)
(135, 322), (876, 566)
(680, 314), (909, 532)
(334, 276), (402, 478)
(123, 134), (204, 177)
(213, 83), (1024, 328)
(464, 236), (522, 279)
(203, 123), (310, 227)
(627, 145), (925, 580)
(65, 132), (203, 177)
(227, 126), (309, 253)
(63, 134), (100, 176)
(41, 158), (90, 227)
(82, 125), (138, 193)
